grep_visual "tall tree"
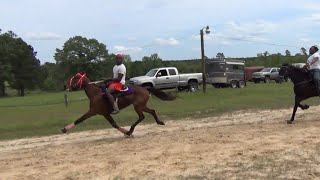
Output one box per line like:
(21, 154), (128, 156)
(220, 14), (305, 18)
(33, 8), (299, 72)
(142, 53), (162, 61)
(263, 51), (269, 57)
(285, 50), (291, 56)
(216, 52), (225, 59)
(0, 30), (10, 96)
(301, 47), (307, 56)
(257, 53), (263, 57)
(54, 36), (109, 81)
(0, 30), (40, 96)
(8, 37), (41, 96)
(123, 54), (132, 62)
(142, 53), (163, 71)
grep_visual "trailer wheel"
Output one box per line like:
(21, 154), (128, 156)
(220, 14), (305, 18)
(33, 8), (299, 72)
(230, 81), (238, 88)
(238, 80), (246, 88)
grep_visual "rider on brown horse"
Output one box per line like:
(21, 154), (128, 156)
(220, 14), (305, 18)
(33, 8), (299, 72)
(104, 54), (126, 114)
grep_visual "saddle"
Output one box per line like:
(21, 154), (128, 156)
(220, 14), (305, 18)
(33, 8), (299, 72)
(100, 83), (134, 98)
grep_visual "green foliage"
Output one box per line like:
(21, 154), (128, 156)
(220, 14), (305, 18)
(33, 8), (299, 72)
(41, 78), (59, 91)
(245, 53), (308, 67)
(285, 50), (291, 56)
(301, 47), (307, 56)
(54, 36), (109, 81)
(0, 30), (41, 96)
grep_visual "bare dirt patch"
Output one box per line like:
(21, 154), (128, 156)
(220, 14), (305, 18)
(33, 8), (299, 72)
(1, 106), (320, 179)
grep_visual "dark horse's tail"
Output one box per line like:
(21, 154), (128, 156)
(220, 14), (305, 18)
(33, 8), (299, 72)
(147, 87), (176, 101)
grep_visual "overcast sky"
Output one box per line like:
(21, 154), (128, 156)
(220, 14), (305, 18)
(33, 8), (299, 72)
(1, 0), (320, 63)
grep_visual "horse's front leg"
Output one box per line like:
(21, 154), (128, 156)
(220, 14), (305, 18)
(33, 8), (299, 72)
(62, 110), (95, 133)
(103, 114), (128, 135)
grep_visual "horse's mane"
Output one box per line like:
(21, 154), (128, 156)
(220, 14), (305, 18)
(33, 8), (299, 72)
(282, 63), (306, 73)
(282, 63), (310, 80)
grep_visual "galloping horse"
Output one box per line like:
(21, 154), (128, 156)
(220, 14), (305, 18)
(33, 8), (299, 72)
(279, 64), (317, 124)
(62, 72), (176, 136)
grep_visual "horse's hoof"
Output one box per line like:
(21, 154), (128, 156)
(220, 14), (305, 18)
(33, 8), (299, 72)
(287, 120), (293, 124)
(124, 133), (134, 138)
(61, 128), (67, 133)
(157, 121), (165, 125)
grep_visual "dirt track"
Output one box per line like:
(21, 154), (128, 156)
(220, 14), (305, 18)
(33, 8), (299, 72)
(1, 106), (320, 179)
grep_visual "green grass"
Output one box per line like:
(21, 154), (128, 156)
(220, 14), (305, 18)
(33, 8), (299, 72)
(0, 82), (319, 140)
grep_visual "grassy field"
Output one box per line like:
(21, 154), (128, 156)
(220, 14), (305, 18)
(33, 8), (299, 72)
(0, 82), (319, 141)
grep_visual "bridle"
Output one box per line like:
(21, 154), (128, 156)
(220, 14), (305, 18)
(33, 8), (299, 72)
(69, 73), (86, 89)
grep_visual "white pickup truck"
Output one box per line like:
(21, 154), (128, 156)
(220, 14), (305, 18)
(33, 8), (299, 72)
(128, 67), (203, 92)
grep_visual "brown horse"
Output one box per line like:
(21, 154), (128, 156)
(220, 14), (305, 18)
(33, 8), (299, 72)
(62, 72), (176, 136)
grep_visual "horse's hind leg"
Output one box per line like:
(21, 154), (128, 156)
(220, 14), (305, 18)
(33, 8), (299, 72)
(288, 103), (298, 124)
(143, 106), (165, 125)
(126, 107), (145, 136)
(288, 96), (303, 124)
(298, 103), (309, 110)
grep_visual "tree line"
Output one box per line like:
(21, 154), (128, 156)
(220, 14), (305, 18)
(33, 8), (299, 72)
(0, 30), (310, 96)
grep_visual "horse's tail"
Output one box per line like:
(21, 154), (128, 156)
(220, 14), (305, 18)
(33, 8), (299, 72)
(147, 87), (176, 101)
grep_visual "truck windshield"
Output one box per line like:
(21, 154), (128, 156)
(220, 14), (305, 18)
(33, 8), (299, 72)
(261, 68), (271, 72)
(146, 69), (158, 77)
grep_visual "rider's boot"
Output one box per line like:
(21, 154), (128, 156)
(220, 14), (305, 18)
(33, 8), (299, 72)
(105, 92), (119, 114)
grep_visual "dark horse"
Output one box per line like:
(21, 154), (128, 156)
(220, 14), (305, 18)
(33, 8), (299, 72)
(62, 72), (176, 136)
(279, 64), (317, 124)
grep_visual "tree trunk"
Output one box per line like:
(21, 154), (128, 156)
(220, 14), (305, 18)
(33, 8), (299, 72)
(20, 85), (25, 96)
(0, 81), (5, 96)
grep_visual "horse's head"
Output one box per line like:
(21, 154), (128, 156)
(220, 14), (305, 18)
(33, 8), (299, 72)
(279, 63), (294, 79)
(68, 72), (88, 91)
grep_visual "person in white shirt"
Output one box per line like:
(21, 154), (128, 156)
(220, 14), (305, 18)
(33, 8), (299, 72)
(104, 54), (126, 114)
(305, 45), (320, 95)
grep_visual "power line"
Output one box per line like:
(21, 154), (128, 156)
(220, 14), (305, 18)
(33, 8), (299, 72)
(213, 35), (301, 48)
(113, 31), (303, 55)
(113, 34), (197, 54)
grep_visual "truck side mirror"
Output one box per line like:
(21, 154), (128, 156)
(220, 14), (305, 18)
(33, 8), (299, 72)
(156, 72), (161, 78)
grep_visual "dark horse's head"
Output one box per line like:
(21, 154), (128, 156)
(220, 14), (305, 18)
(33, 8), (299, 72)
(279, 63), (309, 83)
(68, 72), (88, 91)
(279, 63), (294, 79)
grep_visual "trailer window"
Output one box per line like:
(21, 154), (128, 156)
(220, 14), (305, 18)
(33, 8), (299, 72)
(207, 64), (225, 72)
(232, 65), (244, 70)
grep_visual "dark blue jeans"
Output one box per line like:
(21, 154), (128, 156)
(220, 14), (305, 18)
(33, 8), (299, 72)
(309, 69), (320, 94)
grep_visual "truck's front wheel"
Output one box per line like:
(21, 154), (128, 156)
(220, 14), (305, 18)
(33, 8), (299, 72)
(264, 76), (271, 83)
(188, 81), (199, 92)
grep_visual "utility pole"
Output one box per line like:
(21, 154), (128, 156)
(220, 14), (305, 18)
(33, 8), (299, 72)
(200, 29), (206, 93)
(200, 26), (210, 93)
